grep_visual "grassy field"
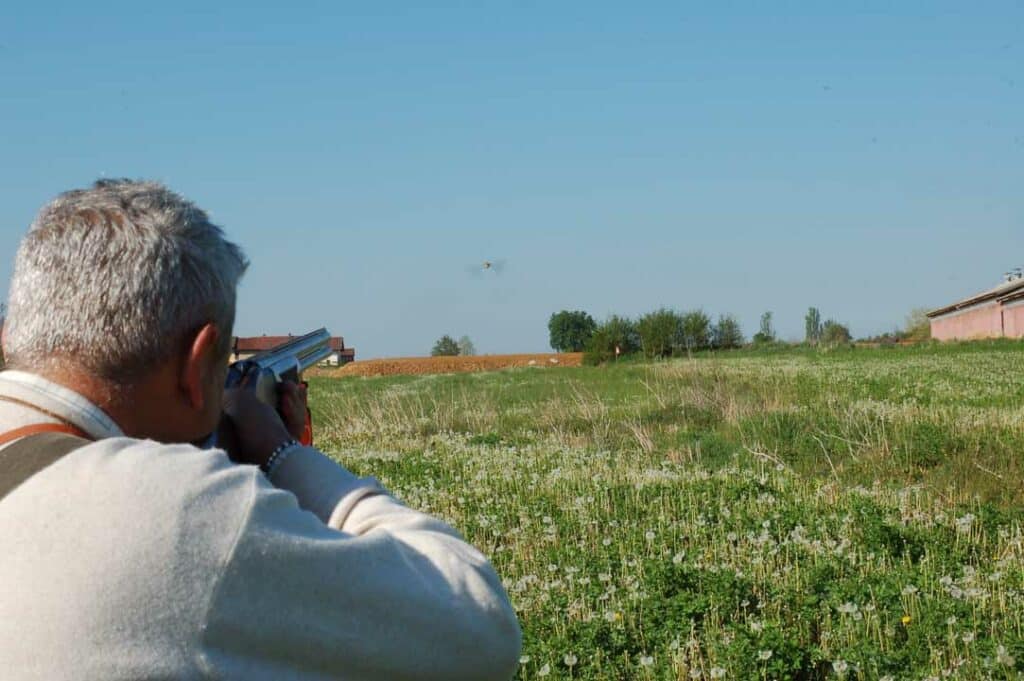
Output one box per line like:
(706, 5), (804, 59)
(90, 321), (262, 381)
(308, 341), (1024, 680)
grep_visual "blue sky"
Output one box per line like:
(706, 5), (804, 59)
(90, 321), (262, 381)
(1, 2), (1020, 358)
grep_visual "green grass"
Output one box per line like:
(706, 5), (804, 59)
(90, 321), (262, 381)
(307, 342), (1024, 679)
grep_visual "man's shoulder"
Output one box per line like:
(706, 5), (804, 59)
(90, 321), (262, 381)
(0, 438), (264, 677)
(4, 436), (262, 530)
(61, 435), (234, 473)
(76, 436), (242, 474)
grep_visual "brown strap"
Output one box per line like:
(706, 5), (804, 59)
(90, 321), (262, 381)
(0, 431), (90, 502)
(0, 422), (91, 447)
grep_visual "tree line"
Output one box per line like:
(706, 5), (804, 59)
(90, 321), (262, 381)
(428, 305), (928, 362)
(549, 307), (860, 364)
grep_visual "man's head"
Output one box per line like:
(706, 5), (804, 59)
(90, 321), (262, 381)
(4, 179), (249, 441)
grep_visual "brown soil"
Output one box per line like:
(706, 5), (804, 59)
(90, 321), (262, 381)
(311, 353), (584, 378)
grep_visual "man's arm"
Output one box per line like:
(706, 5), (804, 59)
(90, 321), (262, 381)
(198, 452), (522, 680)
(212, 386), (521, 680)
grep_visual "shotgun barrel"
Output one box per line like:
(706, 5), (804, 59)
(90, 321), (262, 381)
(226, 327), (332, 411)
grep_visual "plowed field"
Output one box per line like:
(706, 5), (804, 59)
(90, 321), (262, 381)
(313, 353), (583, 378)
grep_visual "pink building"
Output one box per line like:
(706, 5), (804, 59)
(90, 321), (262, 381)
(928, 278), (1024, 341)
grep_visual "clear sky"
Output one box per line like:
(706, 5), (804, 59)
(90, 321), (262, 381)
(1, 2), (1020, 358)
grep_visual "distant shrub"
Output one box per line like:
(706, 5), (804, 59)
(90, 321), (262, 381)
(805, 307), (823, 345)
(821, 320), (853, 346)
(637, 308), (684, 358)
(457, 335), (476, 356)
(431, 335), (460, 356)
(752, 311), (776, 345)
(680, 310), (712, 354)
(548, 310), (597, 352)
(584, 315), (641, 364)
(903, 308), (932, 342)
(867, 331), (903, 347)
(711, 314), (744, 349)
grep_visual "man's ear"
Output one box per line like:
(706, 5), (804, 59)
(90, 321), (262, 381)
(180, 323), (220, 411)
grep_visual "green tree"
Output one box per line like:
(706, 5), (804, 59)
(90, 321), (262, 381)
(584, 315), (640, 364)
(637, 308), (683, 358)
(805, 307), (823, 345)
(431, 335), (460, 357)
(548, 310), (597, 352)
(680, 310), (712, 354)
(821, 320), (852, 346)
(753, 311), (776, 344)
(457, 335), (477, 356)
(712, 314), (744, 349)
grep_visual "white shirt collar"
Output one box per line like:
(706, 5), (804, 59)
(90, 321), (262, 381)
(0, 370), (124, 439)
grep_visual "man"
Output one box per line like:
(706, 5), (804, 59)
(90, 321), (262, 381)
(0, 180), (521, 679)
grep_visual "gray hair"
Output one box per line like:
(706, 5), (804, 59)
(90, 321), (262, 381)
(4, 179), (249, 380)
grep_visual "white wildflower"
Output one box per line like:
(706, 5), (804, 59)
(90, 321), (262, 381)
(955, 513), (975, 532)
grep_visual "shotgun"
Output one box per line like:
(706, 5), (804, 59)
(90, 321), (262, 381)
(223, 328), (333, 447)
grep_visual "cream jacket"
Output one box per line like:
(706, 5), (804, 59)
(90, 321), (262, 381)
(0, 370), (521, 680)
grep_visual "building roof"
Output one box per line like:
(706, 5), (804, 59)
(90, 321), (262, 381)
(234, 335), (348, 353)
(997, 288), (1024, 306)
(927, 278), (1024, 318)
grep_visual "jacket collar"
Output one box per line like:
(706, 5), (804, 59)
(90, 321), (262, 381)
(0, 370), (123, 440)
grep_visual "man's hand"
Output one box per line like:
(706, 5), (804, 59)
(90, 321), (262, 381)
(277, 381), (309, 442)
(221, 382), (297, 468)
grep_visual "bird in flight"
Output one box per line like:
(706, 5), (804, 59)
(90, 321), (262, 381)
(468, 259), (506, 276)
